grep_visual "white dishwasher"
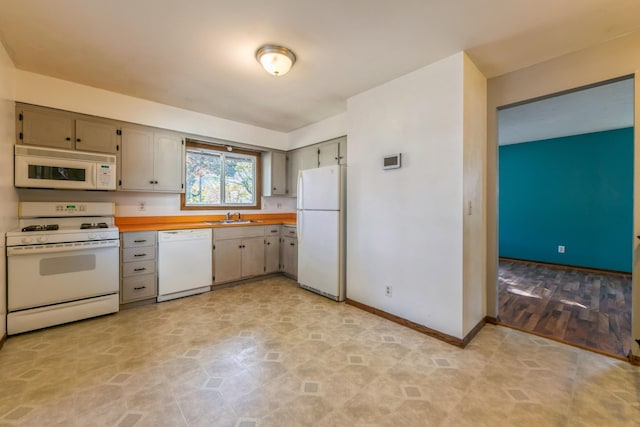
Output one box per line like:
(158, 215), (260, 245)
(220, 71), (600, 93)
(157, 228), (213, 302)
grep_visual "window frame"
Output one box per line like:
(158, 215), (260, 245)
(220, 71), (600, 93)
(180, 140), (262, 210)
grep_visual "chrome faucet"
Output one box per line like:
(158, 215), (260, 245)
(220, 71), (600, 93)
(233, 211), (241, 221)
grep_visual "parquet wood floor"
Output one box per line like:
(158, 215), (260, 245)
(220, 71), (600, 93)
(498, 259), (632, 358)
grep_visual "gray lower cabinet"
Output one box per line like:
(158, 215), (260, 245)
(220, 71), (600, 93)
(213, 226), (266, 284)
(265, 225), (281, 274)
(120, 231), (157, 304)
(281, 226), (298, 279)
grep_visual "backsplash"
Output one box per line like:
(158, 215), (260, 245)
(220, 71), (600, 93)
(17, 189), (297, 217)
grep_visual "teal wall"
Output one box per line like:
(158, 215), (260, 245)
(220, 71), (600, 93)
(499, 127), (633, 272)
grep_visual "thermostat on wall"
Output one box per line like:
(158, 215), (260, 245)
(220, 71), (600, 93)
(383, 153), (401, 170)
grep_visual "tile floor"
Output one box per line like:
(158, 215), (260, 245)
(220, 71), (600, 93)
(498, 259), (633, 358)
(0, 275), (639, 426)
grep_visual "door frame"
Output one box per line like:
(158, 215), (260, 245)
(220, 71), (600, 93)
(486, 70), (639, 359)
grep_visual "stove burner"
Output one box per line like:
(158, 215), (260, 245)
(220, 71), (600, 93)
(21, 224), (59, 232)
(80, 222), (109, 229)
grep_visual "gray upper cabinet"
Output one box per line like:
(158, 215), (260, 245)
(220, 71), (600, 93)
(75, 119), (119, 154)
(287, 145), (317, 197)
(286, 149), (301, 197)
(120, 127), (155, 191)
(19, 108), (74, 150)
(17, 104), (119, 154)
(318, 141), (338, 168)
(318, 136), (347, 167)
(337, 136), (347, 165)
(153, 132), (185, 192)
(287, 136), (347, 197)
(262, 151), (287, 196)
(299, 145), (319, 169)
(120, 126), (185, 193)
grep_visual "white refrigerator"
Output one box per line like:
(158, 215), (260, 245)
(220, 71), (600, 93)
(297, 164), (346, 301)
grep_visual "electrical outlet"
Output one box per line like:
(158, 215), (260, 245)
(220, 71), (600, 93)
(558, 245), (565, 254)
(138, 202), (146, 212)
(385, 285), (392, 297)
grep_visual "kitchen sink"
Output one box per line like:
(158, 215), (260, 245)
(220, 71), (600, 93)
(205, 220), (262, 225)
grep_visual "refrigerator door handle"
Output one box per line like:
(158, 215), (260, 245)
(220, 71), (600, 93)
(297, 210), (302, 242)
(297, 170), (303, 210)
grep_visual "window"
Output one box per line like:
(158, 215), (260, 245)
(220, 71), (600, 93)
(181, 141), (261, 210)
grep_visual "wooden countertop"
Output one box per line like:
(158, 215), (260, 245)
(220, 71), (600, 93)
(115, 213), (296, 232)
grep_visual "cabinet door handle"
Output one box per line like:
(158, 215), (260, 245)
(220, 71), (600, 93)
(267, 242), (271, 245)
(133, 267), (147, 272)
(133, 253), (146, 257)
(133, 239), (147, 243)
(76, 138), (82, 142)
(133, 286), (147, 290)
(290, 243), (295, 246)
(149, 180), (155, 184)
(270, 230), (278, 233)
(65, 137), (71, 141)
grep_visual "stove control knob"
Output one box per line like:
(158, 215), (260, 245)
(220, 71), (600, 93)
(21, 236), (33, 244)
(99, 233), (108, 239)
(88, 233), (98, 239)
(36, 236), (47, 243)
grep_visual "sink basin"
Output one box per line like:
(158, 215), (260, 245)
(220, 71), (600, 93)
(205, 220), (261, 225)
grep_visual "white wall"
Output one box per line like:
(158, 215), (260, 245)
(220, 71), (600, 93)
(486, 30), (640, 356)
(0, 41), (18, 339)
(16, 71), (288, 150)
(288, 112), (347, 150)
(347, 53), (469, 339)
(462, 54), (487, 336)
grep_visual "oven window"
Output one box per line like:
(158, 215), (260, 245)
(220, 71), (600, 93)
(28, 165), (86, 182)
(40, 254), (96, 276)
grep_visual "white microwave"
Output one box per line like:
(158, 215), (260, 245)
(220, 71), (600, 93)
(15, 145), (117, 190)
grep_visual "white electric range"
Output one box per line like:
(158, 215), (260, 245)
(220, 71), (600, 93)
(5, 202), (120, 335)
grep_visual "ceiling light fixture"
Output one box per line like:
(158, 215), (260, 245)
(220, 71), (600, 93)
(255, 44), (296, 76)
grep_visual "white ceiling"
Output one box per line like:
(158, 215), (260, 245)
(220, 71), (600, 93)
(0, 0), (639, 132)
(499, 78), (635, 145)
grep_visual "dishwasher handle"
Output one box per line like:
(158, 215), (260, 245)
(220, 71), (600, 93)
(158, 229), (212, 243)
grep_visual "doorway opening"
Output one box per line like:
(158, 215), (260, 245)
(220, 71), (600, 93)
(496, 76), (634, 359)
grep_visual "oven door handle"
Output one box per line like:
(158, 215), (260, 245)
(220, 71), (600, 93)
(7, 239), (120, 256)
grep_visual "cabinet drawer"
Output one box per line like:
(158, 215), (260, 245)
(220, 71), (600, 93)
(122, 274), (157, 302)
(265, 225), (280, 235)
(282, 226), (297, 238)
(214, 226), (265, 241)
(122, 231), (157, 248)
(122, 260), (156, 277)
(123, 247), (156, 262)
